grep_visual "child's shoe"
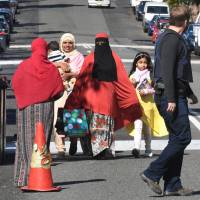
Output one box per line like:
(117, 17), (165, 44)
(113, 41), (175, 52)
(144, 150), (153, 158)
(132, 148), (140, 158)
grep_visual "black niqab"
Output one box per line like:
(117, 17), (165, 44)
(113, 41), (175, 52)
(92, 37), (117, 82)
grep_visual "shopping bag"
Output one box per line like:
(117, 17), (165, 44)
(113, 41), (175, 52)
(63, 109), (89, 137)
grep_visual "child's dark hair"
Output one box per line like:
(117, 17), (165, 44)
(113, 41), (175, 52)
(129, 52), (153, 77)
(47, 41), (59, 51)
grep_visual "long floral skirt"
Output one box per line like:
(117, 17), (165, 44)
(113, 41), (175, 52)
(14, 102), (54, 187)
(89, 112), (115, 157)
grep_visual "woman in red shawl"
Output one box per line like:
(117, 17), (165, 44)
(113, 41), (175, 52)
(12, 38), (64, 187)
(65, 33), (141, 159)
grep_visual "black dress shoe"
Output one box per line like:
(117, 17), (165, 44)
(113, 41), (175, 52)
(132, 148), (140, 158)
(69, 139), (77, 156)
(93, 149), (114, 160)
(140, 173), (162, 195)
(103, 149), (114, 159)
(163, 187), (193, 196)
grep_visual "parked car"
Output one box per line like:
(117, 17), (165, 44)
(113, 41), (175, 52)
(182, 23), (196, 52)
(0, 0), (15, 21)
(0, 0), (10, 9)
(194, 13), (200, 55)
(135, 1), (149, 21)
(9, 0), (18, 15)
(131, 0), (164, 14)
(88, 0), (111, 8)
(151, 22), (168, 43)
(0, 22), (7, 51)
(0, 15), (10, 43)
(0, 8), (13, 30)
(142, 1), (169, 32)
(0, 14), (9, 32)
(147, 15), (169, 36)
(130, 0), (142, 15)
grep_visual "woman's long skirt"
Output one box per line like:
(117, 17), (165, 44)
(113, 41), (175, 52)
(89, 112), (115, 157)
(14, 102), (54, 187)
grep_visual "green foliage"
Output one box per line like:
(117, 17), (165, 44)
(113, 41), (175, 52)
(167, 0), (200, 7)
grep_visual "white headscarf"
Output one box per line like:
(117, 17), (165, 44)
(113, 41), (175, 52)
(59, 33), (77, 56)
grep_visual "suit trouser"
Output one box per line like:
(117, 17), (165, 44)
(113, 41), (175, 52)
(144, 95), (191, 191)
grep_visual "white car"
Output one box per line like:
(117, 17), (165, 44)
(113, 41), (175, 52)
(142, 2), (169, 32)
(88, 0), (111, 8)
(130, 0), (164, 13)
(194, 13), (200, 55)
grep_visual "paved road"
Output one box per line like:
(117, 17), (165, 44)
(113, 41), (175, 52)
(0, 0), (200, 199)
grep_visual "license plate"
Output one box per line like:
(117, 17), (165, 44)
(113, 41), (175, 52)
(97, 2), (102, 6)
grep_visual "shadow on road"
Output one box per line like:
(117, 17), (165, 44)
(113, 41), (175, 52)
(14, 22), (47, 28)
(33, 31), (66, 35)
(19, 4), (86, 9)
(54, 179), (106, 187)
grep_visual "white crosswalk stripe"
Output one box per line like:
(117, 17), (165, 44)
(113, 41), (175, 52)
(6, 140), (200, 153)
(3, 43), (200, 65)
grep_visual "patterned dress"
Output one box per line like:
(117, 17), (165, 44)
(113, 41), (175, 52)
(14, 102), (54, 187)
(89, 112), (115, 157)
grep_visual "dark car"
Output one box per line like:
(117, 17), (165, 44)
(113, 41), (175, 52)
(147, 15), (169, 36)
(183, 23), (195, 52)
(0, 8), (13, 30)
(135, 1), (149, 21)
(0, 15), (10, 42)
(0, 0), (10, 9)
(0, 22), (7, 51)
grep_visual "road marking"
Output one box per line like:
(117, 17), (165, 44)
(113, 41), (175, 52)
(1, 59), (200, 65)
(5, 140), (200, 153)
(190, 109), (200, 119)
(0, 60), (22, 65)
(4, 43), (200, 65)
(189, 115), (200, 130)
(9, 43), (154, 50)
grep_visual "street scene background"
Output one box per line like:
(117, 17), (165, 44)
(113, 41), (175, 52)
(0, 0), (200, 199)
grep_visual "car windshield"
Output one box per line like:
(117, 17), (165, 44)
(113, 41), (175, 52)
(147, 6), (168, 14)
(0, 12), (10, 20)
(0, 2), (10, 9)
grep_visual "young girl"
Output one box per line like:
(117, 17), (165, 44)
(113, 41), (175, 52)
(127, 52), (168, 158)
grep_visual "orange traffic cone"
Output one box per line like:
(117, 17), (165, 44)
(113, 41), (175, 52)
(21, 122), (61, 192)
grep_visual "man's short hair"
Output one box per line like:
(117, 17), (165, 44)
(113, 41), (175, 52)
(169, 5), (190, 27)
(47, 41), (59, 51)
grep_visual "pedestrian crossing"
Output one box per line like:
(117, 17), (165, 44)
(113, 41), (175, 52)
(5, 140), (200, 153)
(1, 43), (200, 65)
(1, 43), (200, 142)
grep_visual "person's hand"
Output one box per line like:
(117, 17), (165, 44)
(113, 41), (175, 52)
(59, 61), (70, 72)
(188, 94), (198, 104)
(139, 89), (146, 96)
(167, 102), (176, 112)
(130, 77), (137, 87)
(61, 72), (76, 81)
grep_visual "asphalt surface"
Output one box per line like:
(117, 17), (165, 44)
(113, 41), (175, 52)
(1, 150), (200, 200)
(0, 0), (200, 199)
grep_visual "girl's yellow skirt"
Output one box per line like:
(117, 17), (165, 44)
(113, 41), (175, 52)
(126, 91), (168, 137)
